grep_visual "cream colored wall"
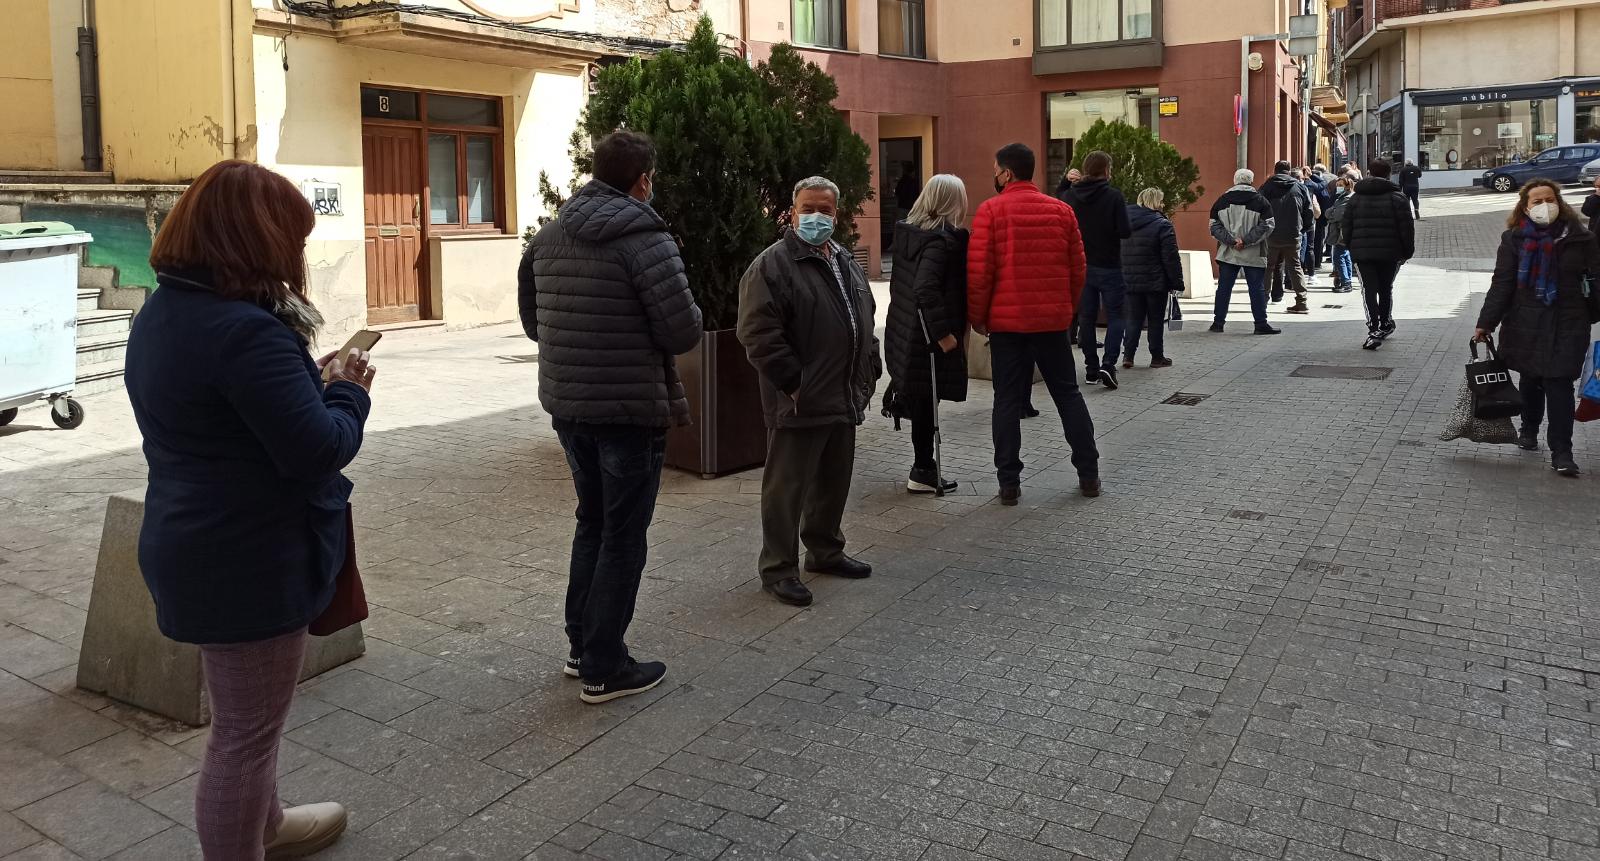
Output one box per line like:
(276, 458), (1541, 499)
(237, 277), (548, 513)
(0, 0), (60, 170)
(48, 0), (84, 170)
(1413, 15), (1562, 89)
(938, 0), (1029, 62)
(430, 235), (525, 328)
(1166, 0), (1278, 48)
(96, 0), (232, 181)
(1579, 8), (1600, 77)
(249, 30), (584, 333)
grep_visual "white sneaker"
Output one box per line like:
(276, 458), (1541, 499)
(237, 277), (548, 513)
(265, 802), (347, 859)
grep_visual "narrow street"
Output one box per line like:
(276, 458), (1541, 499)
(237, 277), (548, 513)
(2, 197), (1597, 860)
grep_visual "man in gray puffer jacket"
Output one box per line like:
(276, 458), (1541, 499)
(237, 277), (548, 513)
(518, 131), (702, 704)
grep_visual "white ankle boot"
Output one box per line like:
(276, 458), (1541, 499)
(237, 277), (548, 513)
(264, 802), (347, 859)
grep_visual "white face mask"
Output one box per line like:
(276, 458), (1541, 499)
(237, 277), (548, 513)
(1528, 202), (1558, 225)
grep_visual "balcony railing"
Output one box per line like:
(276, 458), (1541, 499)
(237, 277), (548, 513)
(1340, 0), (1529, 49)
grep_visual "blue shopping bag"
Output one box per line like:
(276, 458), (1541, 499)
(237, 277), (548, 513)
(1579, 342), (1600, 423)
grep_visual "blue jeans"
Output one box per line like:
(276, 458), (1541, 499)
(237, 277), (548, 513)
(1213, 263), (1268, 327)
(1076, 265), (1127, 372)
(1332, 245), (1353, 286)
(556, 425), (667, 681)
(989, 330), (1099, 488)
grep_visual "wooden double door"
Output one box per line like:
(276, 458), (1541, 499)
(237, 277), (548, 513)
(362, 125), (425, 324)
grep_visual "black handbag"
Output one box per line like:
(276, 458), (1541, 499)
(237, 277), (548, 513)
(1466, 336), (1522, 420)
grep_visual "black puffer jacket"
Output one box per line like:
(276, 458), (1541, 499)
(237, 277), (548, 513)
(1344, 177), (1415, 263)
(1060, 177), (1132, 267)
(1477, 220), (1600, 379)
(518, 180), (703, 427)
(886, 222), (968, 403)
(737, 231), (881, 429)
(1260, 172), (1309, 243)
(1121, 205), (1184, 294)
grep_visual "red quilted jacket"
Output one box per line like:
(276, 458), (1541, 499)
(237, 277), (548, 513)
(967, 182), (1086, 334)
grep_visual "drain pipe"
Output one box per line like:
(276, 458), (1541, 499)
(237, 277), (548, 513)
(76, 0), (103, 172)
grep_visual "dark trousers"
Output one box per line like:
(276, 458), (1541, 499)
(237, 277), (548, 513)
(760, 423), (856, 584)
(1124, 292), (1167, 361)
(905, 394), (937, 471)
(1213, 262), (1268, 327)
(990, 330), (1099, 488)
(1521, 375), (1576, 455)
(1312, 218), (1328, 267)
(556, 426), (667, 681)
(1267, 242), (1306, 298)
(1403, 186), (1420, 218)
(1076, 265), (1127, 373)
(1355, 259), (1400, 328)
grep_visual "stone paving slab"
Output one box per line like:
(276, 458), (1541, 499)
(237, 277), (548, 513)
(1, 236), (1597, 859)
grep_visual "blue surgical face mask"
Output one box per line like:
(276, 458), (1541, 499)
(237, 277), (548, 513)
(796, 212), (835, 247)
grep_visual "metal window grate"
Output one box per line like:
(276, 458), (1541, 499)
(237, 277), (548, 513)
(1162, 392), (1210, 406)
(1289, 365), (1394, 380)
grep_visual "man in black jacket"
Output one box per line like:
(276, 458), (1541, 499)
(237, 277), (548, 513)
(1344, 158), (1416, 350)
(1062, 151), (1133, 388)
(737, 176), (882, 608)
(518, 131), (703, 703)
(1260, 161), (1311, 314)
(1398, 159), (1422, 220)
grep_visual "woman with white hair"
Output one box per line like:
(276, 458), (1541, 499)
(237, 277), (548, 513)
(885, 173), (970, 493)
(1120, 187), (1185, 368)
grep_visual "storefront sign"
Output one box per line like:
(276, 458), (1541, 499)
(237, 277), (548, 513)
(1412, 83), (1561, 107)
(1159, 96), (1179, 118)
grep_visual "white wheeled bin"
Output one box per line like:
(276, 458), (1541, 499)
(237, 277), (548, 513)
(0, 222), (93, 430)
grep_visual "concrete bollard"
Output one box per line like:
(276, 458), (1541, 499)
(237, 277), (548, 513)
(76, 489), (364, 726)
(1180, 250), (1217, 302)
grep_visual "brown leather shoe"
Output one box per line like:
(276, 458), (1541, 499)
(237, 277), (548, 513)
(1080, 478), (1102, 498)
(999, 486), (1021, 506)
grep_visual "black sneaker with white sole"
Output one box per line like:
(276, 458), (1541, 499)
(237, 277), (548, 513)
(580, 660), (666, 704)
(563, 657), (581, 678)
(1552, 452), (1581, 477)
(907, 467), (957, 495)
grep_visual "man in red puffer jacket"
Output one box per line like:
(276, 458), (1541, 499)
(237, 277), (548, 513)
(968, 143), (1102, 505)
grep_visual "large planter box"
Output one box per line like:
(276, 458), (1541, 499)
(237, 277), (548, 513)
(666, 328), (767, 478)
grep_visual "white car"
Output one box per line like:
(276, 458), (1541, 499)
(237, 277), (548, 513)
(1584, 156), (1600, 183)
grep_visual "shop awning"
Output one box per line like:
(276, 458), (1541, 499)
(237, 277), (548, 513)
(1308, 112), (1348, 151)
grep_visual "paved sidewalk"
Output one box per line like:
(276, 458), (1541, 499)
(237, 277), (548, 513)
(1, 256), (1597, 860)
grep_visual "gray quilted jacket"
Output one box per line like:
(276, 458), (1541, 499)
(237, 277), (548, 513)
(518, 180), (703, 427)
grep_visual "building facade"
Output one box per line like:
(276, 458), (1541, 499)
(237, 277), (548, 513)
(739, 0), (1319, 272)
(0, 0), (731, 335)
(1334, 0), (1600, 189)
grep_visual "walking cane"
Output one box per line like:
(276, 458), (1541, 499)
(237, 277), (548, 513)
(917, 309), (945, 498)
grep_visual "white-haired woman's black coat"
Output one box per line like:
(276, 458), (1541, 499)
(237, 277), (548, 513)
(886, 221), (969, 403)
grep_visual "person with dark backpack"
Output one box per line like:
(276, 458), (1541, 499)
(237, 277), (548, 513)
(1259, 161), (1311, 315)
(1343, 158), (1415, 350)
(1399, 160), (1423, 220)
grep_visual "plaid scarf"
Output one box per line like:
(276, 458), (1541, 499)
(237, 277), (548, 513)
(1514, 217), (1562, 306)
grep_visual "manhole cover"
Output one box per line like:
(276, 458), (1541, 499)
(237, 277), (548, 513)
(1162, 392), (1210, 406)
(1289, 365), (1393, 380)
(1228, 510), (1268, 521)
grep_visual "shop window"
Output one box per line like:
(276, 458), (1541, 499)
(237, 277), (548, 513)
(794, 0), (846, 50)
(1378, 104), (1403, 163)
(1040, 0), (1153, 48)
(1576, 96), (1600, 143)
(1045, 88), (1159, 186)
(878, 0), (925, 58)
(1417, 100), (1557, 171)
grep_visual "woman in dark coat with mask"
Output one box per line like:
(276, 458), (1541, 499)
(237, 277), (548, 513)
(1475, 178), (1600, 477)
(886, 174), (970, 494)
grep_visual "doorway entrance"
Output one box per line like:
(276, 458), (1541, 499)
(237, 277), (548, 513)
(362, 126), (424, 324)
(358, 85), (505, 325)
(879, 136), (923, 269)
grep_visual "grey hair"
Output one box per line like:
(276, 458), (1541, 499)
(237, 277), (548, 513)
(1135, 187), (1165, 211)
(793, 175), (840, 204)
(1313, 163), (1327, 173)
(1233, 168), (1255, 186)
(906, 174), (968, 231)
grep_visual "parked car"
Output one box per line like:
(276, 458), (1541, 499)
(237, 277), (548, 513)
(1481, 144), (1600, 192)
(1582, 156), (1600, 184)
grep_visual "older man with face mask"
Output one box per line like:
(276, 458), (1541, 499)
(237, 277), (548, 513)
(737, 176), (882, 607)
